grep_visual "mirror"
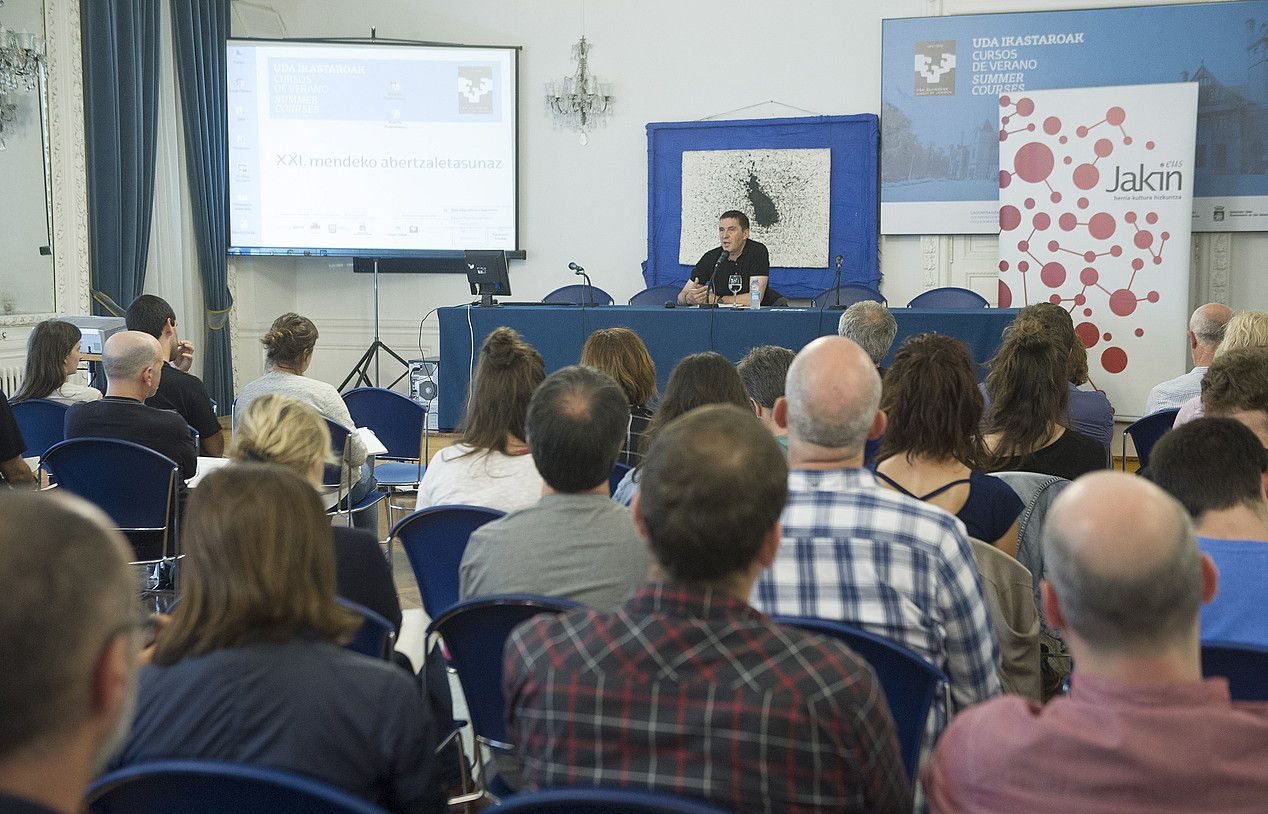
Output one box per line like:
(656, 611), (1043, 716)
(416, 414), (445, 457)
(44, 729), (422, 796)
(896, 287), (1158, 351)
(0, 0), (53, 318)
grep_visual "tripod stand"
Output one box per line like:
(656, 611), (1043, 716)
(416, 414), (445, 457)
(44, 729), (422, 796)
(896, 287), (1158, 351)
(339, 258), (410, 391)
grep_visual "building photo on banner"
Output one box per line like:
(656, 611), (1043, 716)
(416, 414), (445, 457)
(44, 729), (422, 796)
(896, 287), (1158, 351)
(881, 0), (1268, 234)
(998, 82), (1198, 418)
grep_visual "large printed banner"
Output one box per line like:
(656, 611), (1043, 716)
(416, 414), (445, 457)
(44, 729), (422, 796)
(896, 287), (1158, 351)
(998, 83), (1197, 418)
(882, 0), (1268, 234)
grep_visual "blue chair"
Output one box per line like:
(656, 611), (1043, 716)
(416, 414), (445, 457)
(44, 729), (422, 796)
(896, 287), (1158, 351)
(336, 596), (396, 659)
(609, 462), (633, 496)
(772, 615), (948, 779)
(426, 594), (581, 794)
(10, 398), (68, 458)
(544, 284), (614, 306)
(1202, 641), (1268, 701)
(1122, 407), (1180, 471)
(342, 387), (427, 527)
(906, 286), (990, 309)
(321, 418), (388, 528)
(493, 788), (731, 814)
(41, 438), (180, 566)
(390, 505), (504, 618)
(86, 759), (390, 813)
(812, 284), (886, 309)
(628, 284), (682, 306)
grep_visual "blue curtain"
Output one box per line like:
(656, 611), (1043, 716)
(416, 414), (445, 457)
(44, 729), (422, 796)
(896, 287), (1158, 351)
(170, 0), (233, 415)
(81, 0), (161, 313)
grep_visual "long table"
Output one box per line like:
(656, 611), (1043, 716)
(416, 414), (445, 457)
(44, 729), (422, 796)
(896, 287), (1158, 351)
(435, 305), (1019, 430)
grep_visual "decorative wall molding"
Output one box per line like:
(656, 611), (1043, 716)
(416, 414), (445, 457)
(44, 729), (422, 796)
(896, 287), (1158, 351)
(920, 235), (940, 289)
(1209, 232), (1232, 305)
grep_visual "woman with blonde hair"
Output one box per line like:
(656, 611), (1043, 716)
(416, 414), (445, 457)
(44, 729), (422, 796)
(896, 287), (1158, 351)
(12, 319), (101, 404)
(1174, 310), (1268, 426)
(415, 326), (546, 512)
(110, 465), (443, 812)
(580, 327), (657, 465)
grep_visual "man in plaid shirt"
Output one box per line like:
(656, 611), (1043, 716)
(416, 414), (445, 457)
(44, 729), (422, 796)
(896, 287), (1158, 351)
(504, 404), (911, 813)
(752, 336), (1001, 744)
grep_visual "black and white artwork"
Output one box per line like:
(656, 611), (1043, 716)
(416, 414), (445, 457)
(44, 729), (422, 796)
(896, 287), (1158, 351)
(678, 148), (831, 268)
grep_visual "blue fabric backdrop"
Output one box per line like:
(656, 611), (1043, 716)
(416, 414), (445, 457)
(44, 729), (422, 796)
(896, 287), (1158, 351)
(646, 115), (879, 298)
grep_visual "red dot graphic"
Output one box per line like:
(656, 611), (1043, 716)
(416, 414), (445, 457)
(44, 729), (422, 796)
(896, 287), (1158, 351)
(1033, 212), (1051, 230)
(1146, 141), (1156, 150)
(1014, 142), (1056, 183)
(1083, 308), (1093, 317)
(1109, 288), (1138, 316)
(1024, 198), (1036, 209)
(1080, 267), (1099, 286)
(1094, 138), (1114, 158)
(1103, 332), (1112, 342)
(1063, 156), (1074, 165)
(1088, 212), (1116, 240)
(999, 260), (1009, 272)
(1000, 96), (1012, 107)
(1153, 256), (1164, 265)
(1083, 250), (1098, 262)
(1051, 191), (1063, 203)
(1059, 135), (1069, 145)
(1048, 240), (1060, 252)
(1145, 212), (1158, 224)
(1147, 291), (1160, 303)
(999, 170), (1012, 189)
(1018, 241), (1030, 252)
(1073, 163), (1100, 190)
(1016, 98), (1035, 116)
(1075, 322), (1100, 348)
(1106, 107), (1126, 126)
(998, 280), (1013, 308)
(1124, 136), (1134, 145)
(1109, 245), (1123, 257)
(1102, 346), (1129, 374)
(1002, 115), (1012, 125)
(1041, 262), (1067, 287)
(1043, 116), (1062, 135)
(1018, 261), (1030, 272)
(1074, 294), (1087, 306)
(1125, 211), (1138, 224)
(1076, 126), (1089, 137)
(999, 130), (1008, 142)
(1000, 205), (1022, 231)
(1161, 231), (1170, 241)
(1060, 213), (1078, 231)
(1131, 258), (1144, 270)
(1134, 230), (1154, 249)
(1135, 328), (1145, 337)
(1047, 294), (1061, 304)
(1077, 197), (1089, 209)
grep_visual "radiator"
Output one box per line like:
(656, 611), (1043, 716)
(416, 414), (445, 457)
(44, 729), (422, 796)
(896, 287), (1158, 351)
(0, 366), (21, 396)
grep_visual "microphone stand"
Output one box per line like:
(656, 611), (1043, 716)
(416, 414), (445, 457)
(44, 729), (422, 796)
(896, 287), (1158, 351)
(698, 246), (726, 309)
(574, 269), (596, 306)
(829, 255), (846, 310)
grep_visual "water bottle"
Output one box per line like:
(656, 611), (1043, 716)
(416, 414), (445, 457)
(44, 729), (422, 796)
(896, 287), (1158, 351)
(750, 280), (761, 310)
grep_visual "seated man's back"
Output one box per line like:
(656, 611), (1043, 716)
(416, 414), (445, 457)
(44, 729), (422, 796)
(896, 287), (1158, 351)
(65, 396), (197, 480)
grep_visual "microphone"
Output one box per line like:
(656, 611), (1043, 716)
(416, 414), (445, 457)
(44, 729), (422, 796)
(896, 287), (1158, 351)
(569, 261), (596, 306)
(832, 255), (845, 309)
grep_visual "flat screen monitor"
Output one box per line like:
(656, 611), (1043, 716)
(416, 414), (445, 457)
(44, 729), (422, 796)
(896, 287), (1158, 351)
(465, 249), (510, 306)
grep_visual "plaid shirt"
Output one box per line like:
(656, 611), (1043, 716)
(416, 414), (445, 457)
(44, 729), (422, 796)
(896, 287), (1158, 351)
(504, 582), (912, 814)
(752, 468), (1001, 739)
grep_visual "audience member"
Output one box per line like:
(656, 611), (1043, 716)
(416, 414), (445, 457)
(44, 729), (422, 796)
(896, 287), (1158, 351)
(579, 327), (656, 466)
(0, 492), (137, 814)
(985, 303), (1114, 451)
(611, 351), (749, 506)
(874, 334), (1023, 554)
(461, 365), (650, 610)
(837, 299), (897, 372)
(982, 321), (1105, 480)
(229, 393), (400, 633)
(0, 391), (35, 486)
(1145, 303), (1233, 414)
(1149, 417), (1268, 648)
(753, 336), (1000, 748)
(65, 331), (197, 480)
(736, 344), (794, 455)
(111, 465), (444, 813)
(924, 472), (1268, 812)
(415, 326), (545, 513)
(1175, 310), (1268, 426)
(506, 404), (911, 813)
(234, 313), (377, 533)
(1196, 348), (1268, 447)
(125, 295), (223, 456)
(12, 319), (101, 405)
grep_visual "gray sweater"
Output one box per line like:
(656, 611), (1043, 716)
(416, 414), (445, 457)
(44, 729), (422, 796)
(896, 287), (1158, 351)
(233, 370), (367, 466)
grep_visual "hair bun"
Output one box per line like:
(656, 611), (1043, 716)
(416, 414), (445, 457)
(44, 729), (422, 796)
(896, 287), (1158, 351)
(481, 327), (525, 366)
(1008, 318), (1055, 351)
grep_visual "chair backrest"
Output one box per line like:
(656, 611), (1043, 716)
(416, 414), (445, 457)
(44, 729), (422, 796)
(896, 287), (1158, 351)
(426, 594), (581, 748)
(492, 787), (732, 814)
(812, 284), (886, 309)
(906, 286), (990, 309)
(627, 284), (682, 306)
(342, 387), (425, 461)
(87, 759), (390, 814)
(390, 505), (505, 617)
(543, 284), (614, 306)
(1202, 641), (1268, 701)
(970, 538), (1041, 700)
(988, 471), (1071, 638)
(40, 438), (179, 557)
(336, 596), (396, 659)
(771, 615), (947, 779)
(10, 398), (69, 457)
(1123, 407), (1180, 469)
(321, 417), (352, 490)
(609, 462), (633, 496)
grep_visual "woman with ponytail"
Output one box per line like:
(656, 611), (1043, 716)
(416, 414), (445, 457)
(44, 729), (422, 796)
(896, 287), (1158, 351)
(414, 326), (546, 512)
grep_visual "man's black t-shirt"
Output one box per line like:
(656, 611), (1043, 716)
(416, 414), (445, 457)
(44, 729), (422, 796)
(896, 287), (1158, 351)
(64, 396), (198, 480)
(0, 391), (26, 462)
(147, 365), (221, 442)
(690, 240), (770, 297)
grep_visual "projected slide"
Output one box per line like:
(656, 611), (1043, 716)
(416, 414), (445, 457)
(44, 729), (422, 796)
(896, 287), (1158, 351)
(226, 40), (517, 256)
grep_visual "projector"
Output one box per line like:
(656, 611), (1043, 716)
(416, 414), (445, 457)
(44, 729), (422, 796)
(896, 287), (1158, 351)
(61, 315), (126, 355)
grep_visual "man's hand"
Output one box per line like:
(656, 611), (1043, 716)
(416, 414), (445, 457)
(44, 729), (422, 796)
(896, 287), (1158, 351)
(0, 455), (36, 488)
(681, 280), (710, 305)
(174, 340), (195, 372)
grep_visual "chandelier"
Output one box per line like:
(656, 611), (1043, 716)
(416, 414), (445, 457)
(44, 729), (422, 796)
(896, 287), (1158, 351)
(545, 36), (613, 145)
(0, 21), (45, 151)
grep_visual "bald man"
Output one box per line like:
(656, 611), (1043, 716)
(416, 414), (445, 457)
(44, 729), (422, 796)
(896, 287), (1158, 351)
(924, 472), (1268, 812)
(751, 336), (1000, 755)
(64, 331), (198, 480)
(1144, 302), (1233, 414)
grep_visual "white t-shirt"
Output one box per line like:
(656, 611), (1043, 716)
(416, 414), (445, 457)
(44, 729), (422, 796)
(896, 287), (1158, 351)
(47, 381), (102, 405)
(414, 444), (543, 513)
